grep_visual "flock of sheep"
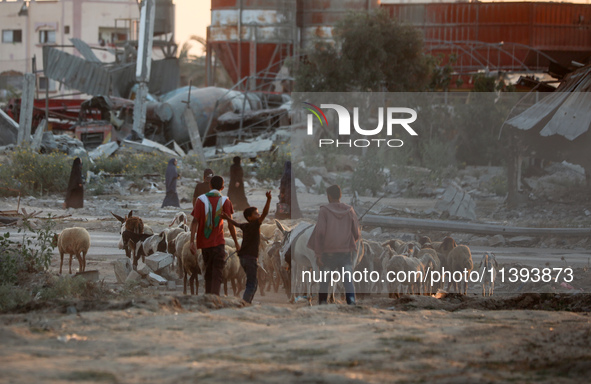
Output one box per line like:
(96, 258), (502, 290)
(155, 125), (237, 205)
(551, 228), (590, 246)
(52, 211), (500, 299)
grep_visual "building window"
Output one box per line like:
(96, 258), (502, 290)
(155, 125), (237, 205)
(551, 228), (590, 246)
(38, 77), (56, 92)
(39, 30), (56, 44)
(2, 30), (23, 43)
(98, 27), (128, 47)
(64, 26), (70, 34)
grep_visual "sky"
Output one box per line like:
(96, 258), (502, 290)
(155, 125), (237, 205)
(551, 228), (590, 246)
(174, 0), (211, 57)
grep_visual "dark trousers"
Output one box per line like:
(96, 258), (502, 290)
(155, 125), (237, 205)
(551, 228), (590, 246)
(240, 257), (258, 303)
(202, 245), (226, 295)
(318, 252), (356, 305)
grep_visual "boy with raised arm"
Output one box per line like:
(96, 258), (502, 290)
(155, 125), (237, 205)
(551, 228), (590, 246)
(221, 191), (272, 303)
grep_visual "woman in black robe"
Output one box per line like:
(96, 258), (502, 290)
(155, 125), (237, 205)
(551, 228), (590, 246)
(64, 157), (84, 209)
(276, 160), (302, 219)
(227, 156), (250, 211)
(162, 158), (180, 208)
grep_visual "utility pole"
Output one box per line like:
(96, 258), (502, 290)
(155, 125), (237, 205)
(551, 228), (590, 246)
(132, 0), (156, 137)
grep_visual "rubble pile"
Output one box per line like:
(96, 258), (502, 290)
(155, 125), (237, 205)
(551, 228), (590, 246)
(113, 252), (178, 290)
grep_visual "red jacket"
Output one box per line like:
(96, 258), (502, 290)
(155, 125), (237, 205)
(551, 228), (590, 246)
(307, 202), (360, 255)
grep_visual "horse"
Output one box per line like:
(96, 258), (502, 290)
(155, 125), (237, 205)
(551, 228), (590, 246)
(275, 220), (364, 303)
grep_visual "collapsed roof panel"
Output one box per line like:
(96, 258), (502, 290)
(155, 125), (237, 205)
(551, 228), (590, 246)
(42, 46), (180, 97)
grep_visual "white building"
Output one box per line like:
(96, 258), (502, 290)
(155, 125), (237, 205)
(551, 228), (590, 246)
(0, 0), (140, 97)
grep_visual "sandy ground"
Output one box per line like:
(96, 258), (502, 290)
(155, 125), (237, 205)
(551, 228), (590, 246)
(1, 294), (591, 384)
(1, 186), (591, 383)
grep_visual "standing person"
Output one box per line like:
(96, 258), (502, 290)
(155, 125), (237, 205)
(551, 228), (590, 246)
(307, 185), (360, 305)
(63, 157), (84, 209)
(190, 175), (240, 295)
(227, 156), (250, 211)
(192, 168), (214, 207)
(221, 191), (272, 304)
(162, 158), (180, 208)
(276, 161), (302, 219)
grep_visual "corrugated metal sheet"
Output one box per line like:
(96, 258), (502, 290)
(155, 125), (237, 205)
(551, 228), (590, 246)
(43, 47), (179, 97)
(70, 38), (101, 63)
(507, 66), (591, 141)
(43, 46), (111, 95)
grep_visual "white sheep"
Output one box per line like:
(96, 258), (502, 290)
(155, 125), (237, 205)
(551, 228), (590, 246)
(53, 227), (90, 274)
(170, 211), (189, 231)
(381, 246), (424, 296)
(479, 252), (498, 296)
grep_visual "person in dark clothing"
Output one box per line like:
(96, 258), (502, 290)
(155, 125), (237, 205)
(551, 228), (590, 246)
(276, 161), (302, 219)
(307, 184), (360, 305)
(64, 157), (84, 209)
(227, 156), (250, 211)
(192, 168), (214, 207)
(162, 158), (180, 208)
(221, 190), (272, 303)
(190, 176), (240, 295)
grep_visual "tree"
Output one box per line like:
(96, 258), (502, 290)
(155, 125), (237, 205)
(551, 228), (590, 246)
(295, 11), (432, 92)
(178, 35), (232, 88)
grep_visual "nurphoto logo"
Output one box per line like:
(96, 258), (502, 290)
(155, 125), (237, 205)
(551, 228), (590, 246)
(304, 103), (418, 148)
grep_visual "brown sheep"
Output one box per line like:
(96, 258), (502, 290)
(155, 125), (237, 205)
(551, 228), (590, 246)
(447, 245), (473, 295)
(439, 237), (473, 294)
(181, 241), (200, 295)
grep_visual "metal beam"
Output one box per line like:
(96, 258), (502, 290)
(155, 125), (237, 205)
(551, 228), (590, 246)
(17, 73), (35, 146)
(361, 214), (591, 237)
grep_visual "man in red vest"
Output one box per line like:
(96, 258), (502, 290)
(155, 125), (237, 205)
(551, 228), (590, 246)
(190, 175), (240, 295)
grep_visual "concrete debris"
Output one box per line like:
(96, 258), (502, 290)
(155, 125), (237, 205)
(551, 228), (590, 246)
(166, 280), (177, 291)
(469, 236), (489, 246)
(89, 141), (119, 160)
(145, 252), (173, 272)
(74, 270), (99, 282)
(0, 108), (19, 146)
(121, 138), (179, 158)
(125, 270), (142, 284)
(294, 178), (306, 193)
(40, 133), (87, 156)
(369, 227), (383, 237)
(147, 272), (168, 286)
(136, 261), (153, 277)
(113, 258), (132, 284)
(508, 236), (537, 246)
(204, 138), (274, 158)
(488, 234), (506, 247)
(30, 119), (47, 152)
(435, 182), (477, 221)
(0, 144), (15, 155)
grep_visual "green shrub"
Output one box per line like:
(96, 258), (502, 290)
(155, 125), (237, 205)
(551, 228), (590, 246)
(38, 275), (88, 300)
(0, 148), (73, 196)
(256, 148), (290, 181)
(0, 285), (31, 312)
(0, 217), (56, 284)
(486, 175), (508, 196)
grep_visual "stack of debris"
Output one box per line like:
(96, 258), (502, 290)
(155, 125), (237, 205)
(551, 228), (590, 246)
(113, 252), (177, 291)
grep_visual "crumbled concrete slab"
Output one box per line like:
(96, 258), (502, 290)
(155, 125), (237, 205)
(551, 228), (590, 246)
(113, 258), (132, 284)
(125, 270), (142, 283)
(145, 252), (173, 272)
(147, 272), (167, 286)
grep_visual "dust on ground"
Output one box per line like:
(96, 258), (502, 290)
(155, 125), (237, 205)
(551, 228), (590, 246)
(1, 293), (591, 384)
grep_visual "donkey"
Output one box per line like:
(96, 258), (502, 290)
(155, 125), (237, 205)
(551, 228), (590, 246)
(112, 210), (147, 259)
